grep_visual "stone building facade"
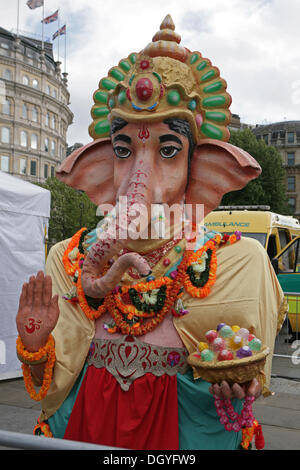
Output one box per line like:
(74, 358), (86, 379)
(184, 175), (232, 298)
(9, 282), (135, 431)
(252, 121), (300, 217)
(0, 27), (73, 183)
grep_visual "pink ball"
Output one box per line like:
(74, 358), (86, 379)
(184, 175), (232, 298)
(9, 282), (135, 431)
(212, 337), (226, 352)
(238, 328), (250, 339)
(205, 330), (218, 344)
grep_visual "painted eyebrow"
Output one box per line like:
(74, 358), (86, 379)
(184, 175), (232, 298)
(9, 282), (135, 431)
(112, 134), (132, 145)
(159, 134), (183, 146)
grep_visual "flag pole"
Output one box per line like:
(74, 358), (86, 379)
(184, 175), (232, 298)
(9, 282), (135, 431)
(41, 0), (44, 50)
(57, 9), (60, 62)
(17, 0), (20, 37)
(64, 23), (67, 74)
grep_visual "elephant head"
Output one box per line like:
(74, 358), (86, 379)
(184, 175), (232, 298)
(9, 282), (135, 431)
(56, 15), (261, 298)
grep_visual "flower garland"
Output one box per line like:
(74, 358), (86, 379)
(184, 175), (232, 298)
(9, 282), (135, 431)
(16, 335), (56, 401)
(62, 229), (242, 336)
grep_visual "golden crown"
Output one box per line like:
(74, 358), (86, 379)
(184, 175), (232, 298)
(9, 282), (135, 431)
(89, 15), (232, 144)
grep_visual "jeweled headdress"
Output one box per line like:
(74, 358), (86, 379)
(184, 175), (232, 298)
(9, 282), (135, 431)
(89, 15), (232, 144)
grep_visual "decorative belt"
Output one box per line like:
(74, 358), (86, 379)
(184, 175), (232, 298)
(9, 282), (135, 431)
(87, 335), (189, 391)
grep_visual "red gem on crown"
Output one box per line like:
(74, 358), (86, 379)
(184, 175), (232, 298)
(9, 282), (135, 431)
(140, 60), (150, 70)
(136, 77), (153, 101)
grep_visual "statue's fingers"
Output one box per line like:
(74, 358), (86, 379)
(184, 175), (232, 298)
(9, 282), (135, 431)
(246, 378), (261, 398)
(32, 271), (44, 310)
(42, 275), (52, 306)
(26, 276), (35, 306)
(220, 381), (233, 399)
(49, 294), (59, 326)
(211, 383), (222, 398)
(232, 383), (246, 400)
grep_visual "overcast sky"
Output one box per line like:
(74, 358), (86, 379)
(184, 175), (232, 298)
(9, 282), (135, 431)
(2, 0), (300, 146)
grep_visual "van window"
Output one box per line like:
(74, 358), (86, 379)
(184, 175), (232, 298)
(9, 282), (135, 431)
(279, 230), (289, 249)
(277, 239), (299, 273)
(267, 235), (277, 259)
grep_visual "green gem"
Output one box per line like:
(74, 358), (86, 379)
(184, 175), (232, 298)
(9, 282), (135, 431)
(188, 99), (197, 111)
(175, 246), (182, 253)
(196, 61), (207, 71)
(119, 60), (131, 72)
(201, 122), (223, 140)
(108, 97), (115, 108)
(110, 68), (125, 81)
(190, 53), (199, 64)
(94, 119), (110, 136)
(205, 111), (226, 122)
(129, 74), (135, 85)
(152, 71), (162, 83)
(167, 90), (181, 106)
(200, 70), (216, 82)
(94, 91), (108, 104)
(202, 95), (226, 108)
(203, 81), (223, 93)
(129, 53), (137, 64)
(100, 78), (116, 91)
(118, 90), (127, 105)
(92, 106), (109, 118)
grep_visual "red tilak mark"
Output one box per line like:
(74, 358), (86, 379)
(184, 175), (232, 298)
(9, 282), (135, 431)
(138, 125), (150, 143)
(25, 318), (42, 334)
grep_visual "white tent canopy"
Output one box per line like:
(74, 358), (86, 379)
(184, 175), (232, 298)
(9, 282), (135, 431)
(0, 171), (50, 380)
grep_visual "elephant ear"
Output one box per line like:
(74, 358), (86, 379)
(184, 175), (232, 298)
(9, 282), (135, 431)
(185, 138), (261, 219)
(56, 138), (116, 207)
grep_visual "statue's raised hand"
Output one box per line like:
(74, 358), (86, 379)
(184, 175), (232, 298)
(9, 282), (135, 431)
(16, 271), (59, 352)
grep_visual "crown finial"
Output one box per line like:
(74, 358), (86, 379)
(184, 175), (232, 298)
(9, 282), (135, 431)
(160, 14), (175, 31)
(152, 14), (181, 44)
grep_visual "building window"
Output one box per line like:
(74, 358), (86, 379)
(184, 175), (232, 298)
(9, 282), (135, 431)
(288, 198), (296, 211)
(263, 134), (268, 144)
(46, 112), (50, 126)
(52, 88), (57, 99)
(3, 69), (12, 80)
(19, 158), (26, 175)
(22, 103), (28, 119)
(51, 115), (56, 130)
(2, 98), (11, 115)
(30, 160), (37, 176)
(1, 127), (10, 143)
(287, 152), (295, 166)
(20, 131), (28, 147)
(287, 176), (296, 191)
(51, 165), (55, 177)
(0, 155), (9, 172)
(31, 133), (38, 150)
(32, 79), (39, 89)
(44, 163), (48, 179)
(287, 132), (295, 144)
(51, 140), (56, 156)
(44, 137), (49, 152)
(47, 84), (51, 95)
(22, 75), (29, 86)
(32, 106), (38, 122)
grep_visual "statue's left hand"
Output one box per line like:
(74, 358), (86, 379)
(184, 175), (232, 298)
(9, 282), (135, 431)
(209, 378), (262, 400)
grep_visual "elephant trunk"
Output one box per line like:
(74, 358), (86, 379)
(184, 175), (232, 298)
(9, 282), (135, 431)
(81, 169), (153, 298)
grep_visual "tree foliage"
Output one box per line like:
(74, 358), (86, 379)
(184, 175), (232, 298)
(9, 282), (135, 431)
(36, 177), (102, 250)
(221, 129), (290, 214)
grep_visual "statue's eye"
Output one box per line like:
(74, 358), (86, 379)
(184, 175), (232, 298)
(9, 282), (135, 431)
(160, 145), (181, 159)
(114, 146), (131, 159)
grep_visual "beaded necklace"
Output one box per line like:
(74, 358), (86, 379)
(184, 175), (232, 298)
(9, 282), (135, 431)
(62, 228), (241, 336)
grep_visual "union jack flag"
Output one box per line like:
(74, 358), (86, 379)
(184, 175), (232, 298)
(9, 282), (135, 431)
(42, 10), (58, 24)
(26, 0), (43, 9)
(52, 25), (66, 40)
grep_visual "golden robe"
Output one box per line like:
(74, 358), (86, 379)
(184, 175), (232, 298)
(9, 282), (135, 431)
(39, 236), (286, 422)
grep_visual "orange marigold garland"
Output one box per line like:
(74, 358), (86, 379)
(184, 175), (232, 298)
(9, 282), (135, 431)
(62, 229), (242, 336)
(17, 334), (56, 401)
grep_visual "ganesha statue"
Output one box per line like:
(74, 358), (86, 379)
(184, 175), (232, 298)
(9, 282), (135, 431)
(16, 15), (287, 450)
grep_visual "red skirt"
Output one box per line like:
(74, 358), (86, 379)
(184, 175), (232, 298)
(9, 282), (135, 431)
(64, 365), (179, 450)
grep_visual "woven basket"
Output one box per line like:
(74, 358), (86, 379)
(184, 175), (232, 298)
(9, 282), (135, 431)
(187, 346), (270, 385)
